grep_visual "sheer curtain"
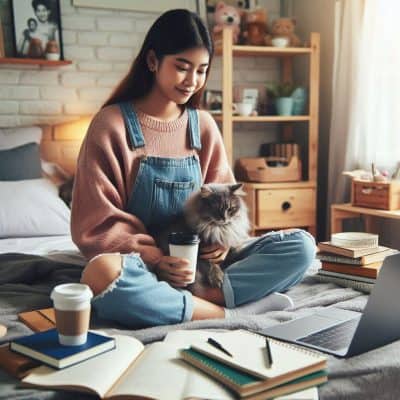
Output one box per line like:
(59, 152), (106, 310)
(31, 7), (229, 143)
(328, 0), (400, 211)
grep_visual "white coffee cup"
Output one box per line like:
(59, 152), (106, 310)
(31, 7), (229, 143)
(168, 232), (200, 284)
(51, 283), (93, 346)
(271, 37), (289, 48)
(234, 102), (253, 116)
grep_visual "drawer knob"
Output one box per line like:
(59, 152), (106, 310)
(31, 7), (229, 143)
(282, 201), (291, 211)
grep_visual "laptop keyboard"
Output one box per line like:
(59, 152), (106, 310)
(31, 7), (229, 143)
(297, 318), (360, 351)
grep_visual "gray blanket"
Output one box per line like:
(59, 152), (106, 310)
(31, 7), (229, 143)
(0, 254), (398, 400)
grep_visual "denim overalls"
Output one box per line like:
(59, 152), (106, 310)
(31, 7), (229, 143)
(92, 103), (316, 328)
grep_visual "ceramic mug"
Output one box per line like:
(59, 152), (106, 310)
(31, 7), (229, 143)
(271, 37), (289, 48)
(234, 102), (253, 116)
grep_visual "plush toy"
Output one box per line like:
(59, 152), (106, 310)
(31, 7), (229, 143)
(265, 18), (301, 47)
(242, 8), (268, 46)
(212, 1), (241, 46)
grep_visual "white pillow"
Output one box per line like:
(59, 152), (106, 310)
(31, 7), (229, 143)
(0, 126), (42, 150)
(0, 179), (71, 238)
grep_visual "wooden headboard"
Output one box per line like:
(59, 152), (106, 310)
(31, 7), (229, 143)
(40, 118), (92, 175)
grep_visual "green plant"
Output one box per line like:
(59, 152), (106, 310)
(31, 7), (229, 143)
(266, 81), (297, 98)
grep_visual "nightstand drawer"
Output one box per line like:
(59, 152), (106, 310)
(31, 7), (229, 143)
(256, 188), (316, 228)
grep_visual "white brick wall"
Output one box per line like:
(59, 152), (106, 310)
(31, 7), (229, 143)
(0, 0), (281, 158)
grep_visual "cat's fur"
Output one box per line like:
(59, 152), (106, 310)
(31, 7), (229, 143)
(157, 183), (250, 288)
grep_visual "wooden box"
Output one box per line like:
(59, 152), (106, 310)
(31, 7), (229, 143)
(235, 156), (301, 183)
(351, 180), (400, 210)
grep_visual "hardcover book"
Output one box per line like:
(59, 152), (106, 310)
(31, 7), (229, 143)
(318, 242), (390, 258)
(317, 248), (397, 265)
(180, 330), (327, 398)
(10, 329), (115, 369)
(317, 268), (376, 283)
(321, 261), (382, 278)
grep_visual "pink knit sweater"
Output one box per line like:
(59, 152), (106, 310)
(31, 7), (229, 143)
(71, 104), (235, 262)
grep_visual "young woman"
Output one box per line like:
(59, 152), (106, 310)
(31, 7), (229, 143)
(71, 9), (316, 328)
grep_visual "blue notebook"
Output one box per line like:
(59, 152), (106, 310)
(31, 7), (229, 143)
(10, 329), (115, 369)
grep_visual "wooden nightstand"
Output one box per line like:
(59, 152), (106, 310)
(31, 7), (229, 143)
(331, 203), (400, 234)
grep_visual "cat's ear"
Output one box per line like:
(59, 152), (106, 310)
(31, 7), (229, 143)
(200, 186), (213, 197)
(230, 183), (245, 195)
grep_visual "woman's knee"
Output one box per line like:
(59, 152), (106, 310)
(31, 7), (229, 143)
(290, 230), (317, 271)
(80, 254), (122, 296)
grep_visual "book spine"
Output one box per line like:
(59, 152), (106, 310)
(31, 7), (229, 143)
(317, 253), (362, 265)
(317, 269), (376, 283)
(314, 274), (373, 293)
(321, 262), (379, 278)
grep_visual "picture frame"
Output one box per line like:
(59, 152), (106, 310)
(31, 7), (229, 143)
(11, 0), (64, 60)
(203, 89), (223, 114)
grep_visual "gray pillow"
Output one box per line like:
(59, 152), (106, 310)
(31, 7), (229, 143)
(0, 142), (42, 181)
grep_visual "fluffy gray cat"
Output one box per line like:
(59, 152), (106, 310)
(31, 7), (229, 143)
(157, 183), (250, 288)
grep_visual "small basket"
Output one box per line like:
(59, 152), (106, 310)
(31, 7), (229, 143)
(235, 155), (301, 183)
(351, 180), (400, 210)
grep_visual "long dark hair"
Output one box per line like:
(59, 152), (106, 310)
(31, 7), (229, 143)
(103, 9), (213, 109)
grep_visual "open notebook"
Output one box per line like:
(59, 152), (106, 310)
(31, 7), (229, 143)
(180, 330), (327, 398)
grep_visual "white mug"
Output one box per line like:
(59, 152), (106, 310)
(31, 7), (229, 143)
(234, 102), (253, 116)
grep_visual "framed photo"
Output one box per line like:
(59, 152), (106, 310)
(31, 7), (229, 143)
(11, 0), (64, 60)
(203, 89), (222, 114)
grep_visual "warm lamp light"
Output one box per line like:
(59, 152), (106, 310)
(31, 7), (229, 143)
(53, 117), (92, 142)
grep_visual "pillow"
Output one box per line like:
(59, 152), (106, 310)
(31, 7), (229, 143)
(0, 142), (42, 181)
(0, 126), (42, 150)
(0, 179), (71, 238)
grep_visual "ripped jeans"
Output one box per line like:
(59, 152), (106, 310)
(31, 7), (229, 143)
(92, 229), (316, 328)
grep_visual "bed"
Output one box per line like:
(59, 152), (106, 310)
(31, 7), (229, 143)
(0, 126), (399, 400)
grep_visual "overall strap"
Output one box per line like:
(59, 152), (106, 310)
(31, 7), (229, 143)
(118, 102), (145, 149)
(187, 108), (202, 151)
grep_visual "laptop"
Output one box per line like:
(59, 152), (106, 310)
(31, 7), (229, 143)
(258, 253), (400, 357)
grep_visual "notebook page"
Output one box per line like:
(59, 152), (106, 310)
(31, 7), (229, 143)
(23, 335), (144, 398)
(108, 342), (232, 400)
(190, 330), (326, 379)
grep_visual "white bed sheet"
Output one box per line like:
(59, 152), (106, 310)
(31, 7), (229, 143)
(0, 235), (86, 266)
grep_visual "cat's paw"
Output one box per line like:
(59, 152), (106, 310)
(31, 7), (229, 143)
(206, 264), (224, 288)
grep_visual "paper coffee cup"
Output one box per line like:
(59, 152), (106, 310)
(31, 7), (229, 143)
(51, 283), (93, 346)
(168, 232), (200, 284)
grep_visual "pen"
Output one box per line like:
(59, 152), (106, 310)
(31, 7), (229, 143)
(207, 337), (233, 357)
(265, 338), (273, 368)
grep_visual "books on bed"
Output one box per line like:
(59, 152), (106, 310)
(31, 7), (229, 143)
(10, 329), (115, 369)
(316, 234), (398, 292)
(180, 330), (327, 399)
(22, 330), (326, 400)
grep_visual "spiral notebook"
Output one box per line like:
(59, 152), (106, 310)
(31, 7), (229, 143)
(180, 330), (327, 398)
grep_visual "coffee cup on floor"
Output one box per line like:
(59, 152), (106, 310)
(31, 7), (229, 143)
(51, 283), (93, 346)
(168, 232), (200, 284)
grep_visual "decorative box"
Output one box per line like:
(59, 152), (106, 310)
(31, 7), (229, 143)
(351, 180), (400, 210)
(235, 155), (301, 183)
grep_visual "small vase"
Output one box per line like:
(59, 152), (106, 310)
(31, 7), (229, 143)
(275, 97), (293, 116)
(291, 87), (307, 115)
(45, 40), (60, 61)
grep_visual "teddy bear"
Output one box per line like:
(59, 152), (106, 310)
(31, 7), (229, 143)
(242, 8), (269, 46)
(265, 18), (301, 47)
(212, 1), (241, 47)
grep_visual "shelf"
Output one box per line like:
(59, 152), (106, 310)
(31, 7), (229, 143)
(241, 181), (317, 190)
(213, 115), (310, 122)
(215, 45), (312, 57)
(0, 57), (72, 66)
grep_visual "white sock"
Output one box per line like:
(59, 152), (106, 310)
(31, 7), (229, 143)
(224, 292), (294, 318)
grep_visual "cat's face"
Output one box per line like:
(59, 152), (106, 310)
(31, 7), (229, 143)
(197, 183), (244, 224)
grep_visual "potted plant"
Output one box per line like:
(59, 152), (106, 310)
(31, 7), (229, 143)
(266, 81), (297, 116)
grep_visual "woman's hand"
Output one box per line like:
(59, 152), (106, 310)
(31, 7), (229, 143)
(199, 244), (229, 264)
(155, 256), (194, 288)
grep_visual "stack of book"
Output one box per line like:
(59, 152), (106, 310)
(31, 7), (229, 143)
(315, 237), (398, 293)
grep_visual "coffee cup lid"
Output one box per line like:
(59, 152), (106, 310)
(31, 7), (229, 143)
(168, 232), (200, 245)
(51, 283), (93, 303)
